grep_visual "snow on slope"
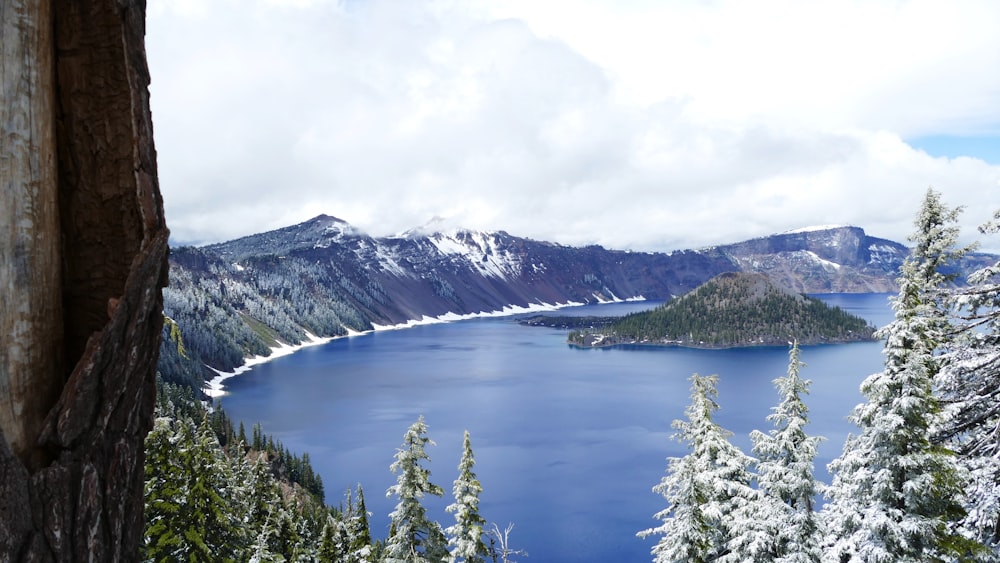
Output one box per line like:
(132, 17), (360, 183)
(428, 230), (523, 279)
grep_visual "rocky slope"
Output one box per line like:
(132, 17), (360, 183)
(711, 226), (911, 293)
(158, 216), (993, 389)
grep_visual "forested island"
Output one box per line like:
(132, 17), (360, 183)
(568, 271), (876, 348)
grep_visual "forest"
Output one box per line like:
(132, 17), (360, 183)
(568, 271), (875, 348)
(146, 189), (1000, 562)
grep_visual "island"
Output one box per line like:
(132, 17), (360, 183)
(567, 271), (877, 349)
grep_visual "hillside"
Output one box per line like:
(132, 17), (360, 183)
(568, 272), (877, 348)
(158, 217), (992, 390)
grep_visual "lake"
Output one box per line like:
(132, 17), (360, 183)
(219, 293), (895, 562)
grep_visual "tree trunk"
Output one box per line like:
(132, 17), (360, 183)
(0, 0), (168, 560)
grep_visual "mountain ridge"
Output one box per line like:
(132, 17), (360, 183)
(158, 216), (994, 390)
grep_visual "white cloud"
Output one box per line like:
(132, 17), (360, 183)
(146, 0), (1000, 253)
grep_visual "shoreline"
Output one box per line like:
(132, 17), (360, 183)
(566, 335), (878, 351)
(203, 296), (645, 397)
(204, 330), (345, 398)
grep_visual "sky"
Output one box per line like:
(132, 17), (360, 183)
(145, 0), (1000, 253)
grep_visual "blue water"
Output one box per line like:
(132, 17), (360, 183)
(219, 293), (895, 562)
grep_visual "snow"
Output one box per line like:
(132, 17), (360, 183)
(803, 250), (842, 271)
(783, 225), (849, 234)
(370, 300), (585, 330)
(203, 331), (337, 397)
(867, 243), (903, 264)
(592, 291), (647, 304)
(427, 230), (522, 279)
(373, 243), (413, 278)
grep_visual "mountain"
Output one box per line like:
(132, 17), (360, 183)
(711, 225), (909, 293)
(158, 216), (993, 389)
(567, 271), (876, 348)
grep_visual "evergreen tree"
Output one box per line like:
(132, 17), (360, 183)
(638, 373), (756, 562)
(822, 188), (973, 561)
(347, 485), (375, 562)
(937, 208), (1000, 556)
(317, 514), (343, 563)
(445, 431), (490, 563)
(143, 415), (240, 562)
(143, 416), (188, 562)
(742, 342), (824, 562)
(385, 416), (448, 563)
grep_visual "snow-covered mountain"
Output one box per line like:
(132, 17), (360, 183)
(159, 216), (992, 388)
(712, 225), (910, 293)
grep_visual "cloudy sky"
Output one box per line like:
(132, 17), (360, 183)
(146, 0), (1000, 253)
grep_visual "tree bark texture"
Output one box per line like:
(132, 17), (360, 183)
(1, 0), (168, 560)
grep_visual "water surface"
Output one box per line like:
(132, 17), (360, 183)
(220, 293), (894, 562)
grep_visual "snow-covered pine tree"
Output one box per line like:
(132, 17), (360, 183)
(143, 415), (188, 561)
(317, 512), (344, 563)
(822, 188), (975, 562)
(385, 416), (448, 563)
(445, 431), (490, 563)
(937, 208), (1000, 556)
(639, 373), (756, 562)
(240, 453), (286, 558)
(741, 342), (824, 563)
(345, 484), (376, 562)
(143, 414), (240, 562)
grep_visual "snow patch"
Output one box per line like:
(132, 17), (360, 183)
(204, 331), (335, 397)
(373, 242), (413, 278)
(427, 230), (522, 279)
(868, 243), (903, 264)
(592, 291), (645, 304)
(803, 250), (842, 271)
(783, 225), (849, 234)
(371, 300), (586, 331)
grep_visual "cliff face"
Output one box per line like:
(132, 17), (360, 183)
(714, 226), (908, 293)
(1, 0), (169, 560)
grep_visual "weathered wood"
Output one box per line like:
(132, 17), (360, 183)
(0, 0), (64, 471)
(1, 0), (168, 560)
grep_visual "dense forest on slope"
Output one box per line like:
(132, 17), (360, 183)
(158, 244), (374, 389)
(145, 382), (368, 561)
(569, 272), (876, 348)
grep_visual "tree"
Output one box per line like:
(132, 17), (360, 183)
(936, 208), (1000, 556)
(743, 342), (824, 562)
(639, 373), (756, 562)
(317, 514), (344, 563)
(1, 1), (169, 558)
(822, 188), (975, 561)
(143, 415), (240, 562)
(143, 416), (188, 561)
(487, 523), (527, 563)
(445, 431), (490, 563)
(385, 416), (448, 563)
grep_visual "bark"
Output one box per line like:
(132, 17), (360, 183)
(0, 0), (63, 474)
(1, 0), (168, 560)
